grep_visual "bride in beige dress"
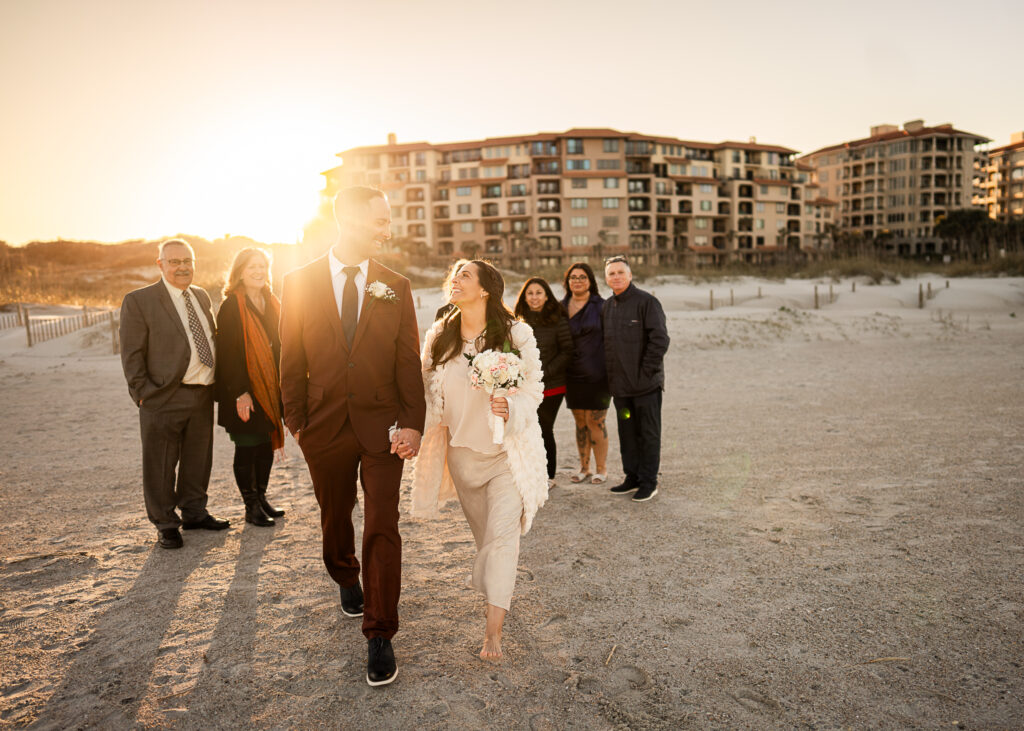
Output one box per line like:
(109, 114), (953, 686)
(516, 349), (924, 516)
(412, 260), (549, 659)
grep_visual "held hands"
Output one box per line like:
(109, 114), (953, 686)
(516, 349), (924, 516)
(236, 392), (254, 422)
(390, 427), (421, 460)
(490, 395), (510, 422)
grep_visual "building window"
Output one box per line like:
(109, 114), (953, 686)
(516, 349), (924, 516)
(415, 170), (426, 182)
(756, 219), (765, 229)
(571, 178), (588, 189)
(460, 222), (475, 233)
(570, 198), (588, 209)
(415, 152), (426, 166)
(603, 139), (620, 152)
(566, 159), (591, 171)
(604, 178), (620, 189)
(602, 216), (619, 227)
(512, 219), (530, 233)
(602, 198), (620, 209)
(699, 184), (713, 193)
(695, 218), (708, 229)
(509, 183), (528, 197)
(482, 203), (499, 216)
(410, 224), (426, 236)
(434, 205), (449, 218)
(700, 200), (712, 211)
(538, 181), (560, 194)
(539, 218), (561, 231)
(755, 202), (765, 213)
(571, 235), (589, 246)
(456, 186), (471, 196)
(457, 204), (472, 214)
(483, 184), (502, 198)
(408, 206), (425, 220)
(597, 159), (621, 170)
(571, 216), (589, 227)
(508, 201), (526, 215)
(566, 138), (584, 154)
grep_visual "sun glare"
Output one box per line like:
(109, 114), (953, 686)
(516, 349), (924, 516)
(162, 113), (337, 245)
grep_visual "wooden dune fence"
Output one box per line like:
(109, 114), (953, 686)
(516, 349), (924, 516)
(19, 306), (120, 353)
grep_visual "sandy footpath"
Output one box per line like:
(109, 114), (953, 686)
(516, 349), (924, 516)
(1, 275), (1022, 729)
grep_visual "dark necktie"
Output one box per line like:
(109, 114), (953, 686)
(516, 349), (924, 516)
(341, 266), (360, 346)
(182, 289), (214, 367)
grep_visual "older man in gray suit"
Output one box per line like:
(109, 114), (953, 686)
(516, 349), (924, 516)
(120, 238), (229, 549)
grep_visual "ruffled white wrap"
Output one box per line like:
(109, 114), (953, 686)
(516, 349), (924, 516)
(410, 320), (549, 534)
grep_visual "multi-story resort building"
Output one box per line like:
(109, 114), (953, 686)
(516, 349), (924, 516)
(974, 131), (1024, 223)
(799, 120), (989, 256)
(320, 129), (836, 268)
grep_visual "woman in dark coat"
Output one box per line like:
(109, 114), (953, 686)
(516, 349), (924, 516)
(560, 262), (611, 484)
(215, 247), (285, 527)
(514, 277), (574, 485)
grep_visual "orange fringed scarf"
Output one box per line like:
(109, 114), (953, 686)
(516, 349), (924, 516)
(237, 290), (285, 450)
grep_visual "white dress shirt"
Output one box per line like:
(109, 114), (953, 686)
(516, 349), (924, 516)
(329, 250), (369, 322)
(161, 276), (215, 385)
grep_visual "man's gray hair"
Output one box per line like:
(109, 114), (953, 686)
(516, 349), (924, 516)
(158, 238), (195, 259)
(604, 254), (631, 271)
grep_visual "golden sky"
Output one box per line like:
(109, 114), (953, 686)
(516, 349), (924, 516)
(0, 0), (1019, 245)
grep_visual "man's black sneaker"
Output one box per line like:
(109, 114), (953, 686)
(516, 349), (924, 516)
(367, 637), (398, 686)
(609, 482), (638, 494)
(339, 582), (364, 618)
(632, 486), (658, 502)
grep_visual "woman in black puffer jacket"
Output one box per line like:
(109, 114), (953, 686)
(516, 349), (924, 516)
(514, 277), (574, 484)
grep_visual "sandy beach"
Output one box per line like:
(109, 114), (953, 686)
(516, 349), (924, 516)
(1, 274), (1022, 729)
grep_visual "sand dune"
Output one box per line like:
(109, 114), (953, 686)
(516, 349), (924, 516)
(1, 276), (1022, 728)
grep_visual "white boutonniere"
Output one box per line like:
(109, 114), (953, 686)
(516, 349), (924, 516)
(366, 280), (398, 302)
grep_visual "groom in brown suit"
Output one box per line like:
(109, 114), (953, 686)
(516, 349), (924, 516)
(280, 186), (425, 687)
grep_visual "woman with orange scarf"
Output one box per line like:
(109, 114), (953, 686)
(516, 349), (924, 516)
(215, 248), (286, 527)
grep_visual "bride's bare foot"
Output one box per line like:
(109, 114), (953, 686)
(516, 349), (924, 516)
(480, 604), (506, 661)
(480, 633), (502, 660)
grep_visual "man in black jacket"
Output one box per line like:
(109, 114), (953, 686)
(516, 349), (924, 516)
(602, 256), (670, 502)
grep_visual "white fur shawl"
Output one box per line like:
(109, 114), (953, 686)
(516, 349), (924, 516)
(410, 319), (549, 534)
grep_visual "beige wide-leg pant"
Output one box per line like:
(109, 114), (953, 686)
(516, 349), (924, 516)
(446, 444), (524, 611)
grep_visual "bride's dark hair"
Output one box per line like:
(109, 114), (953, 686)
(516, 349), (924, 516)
(430, 260), (515, 368)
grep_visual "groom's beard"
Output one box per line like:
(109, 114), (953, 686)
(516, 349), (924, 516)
(336, 231), (380, 262)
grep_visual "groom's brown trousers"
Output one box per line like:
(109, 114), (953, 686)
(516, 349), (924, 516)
(302, 420), (404, 640)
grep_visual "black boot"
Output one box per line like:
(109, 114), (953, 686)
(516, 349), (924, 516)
(257, 487), (284, 518)
(244, 497), (275, 527)
(234, 446), (275, 527)
(254, 443), (284, 517)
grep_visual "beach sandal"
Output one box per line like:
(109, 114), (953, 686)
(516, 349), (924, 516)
(590, 473), (607, 484)
(570, 471), (591, 483)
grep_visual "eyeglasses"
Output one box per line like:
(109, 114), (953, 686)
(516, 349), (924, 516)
(163, 258), (194, 266)
(567, 275), (589, 282)
(604, 255), (628, 265)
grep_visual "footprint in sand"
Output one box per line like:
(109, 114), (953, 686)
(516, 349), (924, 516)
(488, 671), (512, 689)
(538, 614), (565, 630)
(529, 712), (557, 730)
(606, 665), (649, 696)
(729, 687), (782, 712)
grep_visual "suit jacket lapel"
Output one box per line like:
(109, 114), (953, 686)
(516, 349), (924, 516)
(349, 260), (380, 353)
(155, 280), (188, 340)
(316, 254), (349, 351)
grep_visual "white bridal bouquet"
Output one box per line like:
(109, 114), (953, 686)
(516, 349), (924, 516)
(465, 346), (523, 444)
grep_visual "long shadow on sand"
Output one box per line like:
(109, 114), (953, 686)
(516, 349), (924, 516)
(180, 521), (279, 723)
(31, 532), (226, 729)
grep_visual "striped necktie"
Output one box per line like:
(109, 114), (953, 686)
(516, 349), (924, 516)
(182, 289), (214, 367)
